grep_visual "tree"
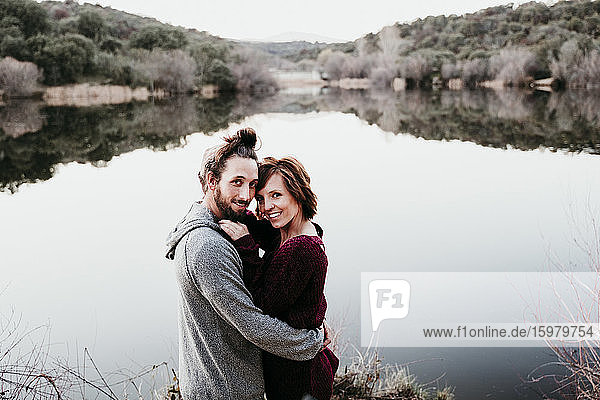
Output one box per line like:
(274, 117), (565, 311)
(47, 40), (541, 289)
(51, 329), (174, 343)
(129, 49), (196, 93)
(77, 11), (107, 41)
(205, 59), (236, 91)
(0, 56), (42, 96)
(27, 33), (96, 85)
(0, 0), (50, 37)
(462, 58), (489, 87)
(1, 35), (30, 60)
(130, 25), (187, 50)
(489, 48), (537, 86)
(399, 54), (431, 85)
(189, 42), (227, 84)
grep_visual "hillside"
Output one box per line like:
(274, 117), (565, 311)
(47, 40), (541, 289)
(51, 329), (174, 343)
(0, 0), (277, 94)
(307, 1), (600, 89)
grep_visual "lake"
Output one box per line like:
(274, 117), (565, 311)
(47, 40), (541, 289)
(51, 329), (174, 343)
(1, 88), (600, 399)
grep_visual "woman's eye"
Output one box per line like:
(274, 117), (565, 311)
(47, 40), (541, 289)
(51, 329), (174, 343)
(272, 193), (281, 198)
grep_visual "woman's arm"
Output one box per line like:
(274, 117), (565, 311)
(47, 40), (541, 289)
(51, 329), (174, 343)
(255, 237), (327, 316)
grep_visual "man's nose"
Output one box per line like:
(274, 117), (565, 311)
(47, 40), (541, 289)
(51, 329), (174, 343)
(239, 184), (250, 201)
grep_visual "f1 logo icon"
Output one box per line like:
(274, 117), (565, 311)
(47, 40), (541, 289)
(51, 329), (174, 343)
(369, 279), (411, 331)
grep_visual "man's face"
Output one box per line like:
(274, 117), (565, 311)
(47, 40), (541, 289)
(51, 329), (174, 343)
(212, 156), (258, 221)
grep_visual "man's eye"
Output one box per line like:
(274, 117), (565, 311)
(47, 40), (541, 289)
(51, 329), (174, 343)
(232, 180), (242, 186)
(249, 181), (257, 188)
(256, 197), (264, 203)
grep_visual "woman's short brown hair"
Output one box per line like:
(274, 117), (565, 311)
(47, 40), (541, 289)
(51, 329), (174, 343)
(257, 156), (317, 220)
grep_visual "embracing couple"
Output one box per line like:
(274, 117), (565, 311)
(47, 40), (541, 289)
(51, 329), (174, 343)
(165, 128), (339, 400)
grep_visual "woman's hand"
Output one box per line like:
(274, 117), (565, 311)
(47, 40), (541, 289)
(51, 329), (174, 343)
(319, 321), (332, 351)
(218, 220), (250, 241)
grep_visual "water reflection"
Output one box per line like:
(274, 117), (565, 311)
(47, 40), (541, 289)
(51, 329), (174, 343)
(0, 96), (238, 193)
(1, 89), (600, 192)
(0, 101), (46, 138)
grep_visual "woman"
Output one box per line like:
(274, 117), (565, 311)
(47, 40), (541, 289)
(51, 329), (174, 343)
(219, 156), (339, 400)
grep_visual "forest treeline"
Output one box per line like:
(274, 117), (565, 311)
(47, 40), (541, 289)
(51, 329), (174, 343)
(2, 0), (600, 97)
(283, 1), (600, 89)
(0, 0), (278, 96)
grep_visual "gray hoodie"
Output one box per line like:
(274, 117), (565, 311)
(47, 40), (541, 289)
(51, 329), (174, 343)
(166, 202), (323, 400)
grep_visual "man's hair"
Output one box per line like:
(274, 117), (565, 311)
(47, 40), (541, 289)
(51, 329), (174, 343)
(199, 128), (258, 192)
(257, 156), (317, 220)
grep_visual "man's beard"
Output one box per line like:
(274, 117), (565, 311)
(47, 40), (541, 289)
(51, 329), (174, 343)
(214, 185), (246, 222)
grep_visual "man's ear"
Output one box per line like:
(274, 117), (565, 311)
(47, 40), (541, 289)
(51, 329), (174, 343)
(207, 172), (218, 191)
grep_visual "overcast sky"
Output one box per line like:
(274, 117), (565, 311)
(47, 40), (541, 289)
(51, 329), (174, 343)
(73, 0), (529, 42)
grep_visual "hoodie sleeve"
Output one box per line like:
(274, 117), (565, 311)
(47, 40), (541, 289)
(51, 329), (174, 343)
(184, 229), (324, 361)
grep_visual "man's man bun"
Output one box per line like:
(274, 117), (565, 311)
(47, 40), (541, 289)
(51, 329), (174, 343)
(199, 127), (259, 190)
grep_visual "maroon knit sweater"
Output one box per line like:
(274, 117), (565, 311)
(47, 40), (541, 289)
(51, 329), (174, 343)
(233, 212), (339, 400)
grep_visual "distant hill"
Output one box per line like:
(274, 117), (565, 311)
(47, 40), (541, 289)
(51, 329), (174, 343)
(262, 32), (345, 43)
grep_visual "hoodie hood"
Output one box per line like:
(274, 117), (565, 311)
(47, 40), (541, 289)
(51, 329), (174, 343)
(165, 202), (221, 260)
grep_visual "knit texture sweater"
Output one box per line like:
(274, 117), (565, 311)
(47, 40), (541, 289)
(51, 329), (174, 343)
(165, 203), (324, 400)
(234, 212), (339, 400)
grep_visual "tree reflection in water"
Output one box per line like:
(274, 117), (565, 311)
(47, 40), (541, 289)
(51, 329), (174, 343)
(1, 89), (599, 193)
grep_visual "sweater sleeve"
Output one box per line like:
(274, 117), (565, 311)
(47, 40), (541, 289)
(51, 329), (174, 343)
(255, 237), (326, 317)
(241, 211), (279, 251)
(185, 231), (324, 361)
(233, 234), (264, 291)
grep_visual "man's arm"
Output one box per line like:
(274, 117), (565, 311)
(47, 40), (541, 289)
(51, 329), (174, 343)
(184, 230), (323, 361)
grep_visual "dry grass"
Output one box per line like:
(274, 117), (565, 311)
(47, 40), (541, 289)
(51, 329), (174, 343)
(332, 346), (454, 400)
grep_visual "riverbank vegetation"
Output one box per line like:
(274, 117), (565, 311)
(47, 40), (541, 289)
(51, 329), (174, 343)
(3, 1), (600, 99)
(271, 1), (600, 89)
(0, 0), (276, 97)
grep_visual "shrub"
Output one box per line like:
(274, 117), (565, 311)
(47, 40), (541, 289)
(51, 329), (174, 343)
(0, 56), (42, 97)
(130, 25), (187, 50)
(230, 48), (277, 93)
(130, 49), (196, 93)
(489, 48), (537, 86)
(49, 4), (70, 20)
(27, 33), (97, 85)
(100, 37), (122, 53)
(370, 66), (395, 88)
(441, 62), (462, 80)
(94, 51), (138, 86)
(462, 58), (489, 87)
(154, 50), (196, 93)
(320, 50), (347, 81)
(400, 54), (431, 84)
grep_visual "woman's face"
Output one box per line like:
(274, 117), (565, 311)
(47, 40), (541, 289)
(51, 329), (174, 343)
(256, 172), (301, 229)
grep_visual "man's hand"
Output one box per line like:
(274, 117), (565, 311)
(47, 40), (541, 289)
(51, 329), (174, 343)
(219, 220), (250, 241)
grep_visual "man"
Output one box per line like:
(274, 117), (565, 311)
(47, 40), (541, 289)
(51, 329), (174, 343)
(165, 128), (326, 400)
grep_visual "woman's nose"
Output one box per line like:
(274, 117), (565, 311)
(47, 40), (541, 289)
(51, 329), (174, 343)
(264, 199), (273, 210)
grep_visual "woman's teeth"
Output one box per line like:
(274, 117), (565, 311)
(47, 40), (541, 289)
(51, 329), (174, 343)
(268, 212), (281, 218)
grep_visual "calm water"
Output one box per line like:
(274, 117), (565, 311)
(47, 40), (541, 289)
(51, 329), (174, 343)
(1, 89), (600, 399)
